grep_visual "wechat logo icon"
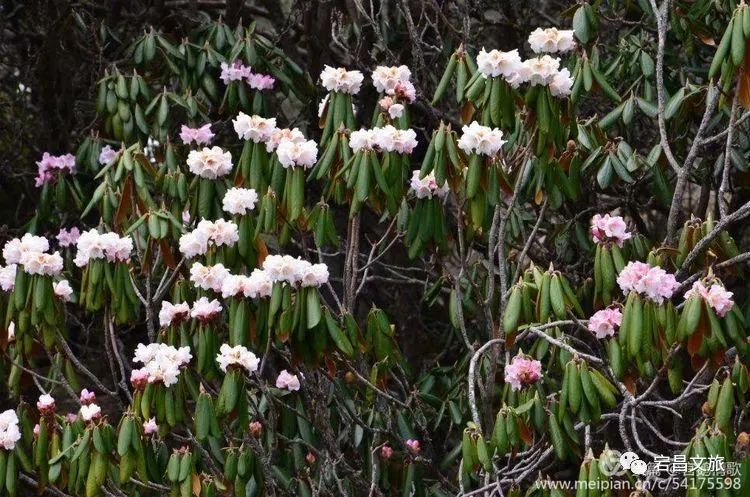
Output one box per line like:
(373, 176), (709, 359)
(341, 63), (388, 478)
(619, 451), (648, 475)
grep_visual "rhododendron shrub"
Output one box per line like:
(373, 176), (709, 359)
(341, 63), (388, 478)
(5, 2), (750, 497)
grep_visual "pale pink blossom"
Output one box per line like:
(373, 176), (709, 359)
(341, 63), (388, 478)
(246, 72), (275, 90)
(4, 234), (49, 264)
(504, 354), (542, 390)
(380, 445), (393, 459)
(684, 281), (734, 317)
(410, 170), (450, 199)
(37, 394), (56, 413)
(233, 113), (277, 143)
(158, 301), (190, 328)
(179, 124), (214, 146)
(590, 214), (632, 247)
(0, 264), (17, 292)
(98, 145), (118, 165)
(476, 48), (523, 79)
(522, 56), (561, 86)
(130, 368), (149, 389)
(394, 81), (417, 103)
(56, 227), (81, 247)
(216, 343), (259, 373)
(222, 187), (258, 215)
(220, 61), (252, 84)
(276, 139), (318, 169)
(35, 152), (75, 187)
(53, 280), (73, 301)
(372, 65), (412, 95)
(379, 97), (405, 119)
(275, 369), (300, 391)
(19, 251), (64, 276)
(73, 229), (132, 266)
(587, 308), (622, 339)
(79, 403), (102, 422)
(186, 147), (233, 179)
(528, 27), (576, 54)
(189, 262), (230, 292)
(549, 68), (574, 98)
(79, 389), (96, 404)
(132, 343), (192, 388)
(617, 261), (678, 304)
(458, 121), (506, 156)
(190, 297), (223, 322)
(0, 410), (21, 450)
(320, 66), (364, 94)
(143, 418), (159, 435)
(265, 128), (305, 153)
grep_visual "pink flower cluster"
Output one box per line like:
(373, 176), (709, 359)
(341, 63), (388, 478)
(616, 261), (678, 304)
(56, 227), (81, 247)
(220, 61), (275, 90)
(504, 353), (542, 391)
(590, 214), (632, 247)
(35, 152), (75, 187)
(684, 280), (734, 317)
(179, 124), (214, 146)
(587, 307), (622, 339)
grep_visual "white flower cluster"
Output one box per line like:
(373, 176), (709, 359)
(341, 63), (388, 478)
(266, 128), (305, 152)
(158, 301), (190, 328)
(371, 65), (416, 102)
(186, 146), (233, 179)
(189, 262), (230, 292)
(409, 171), (450, 199)
(262, 255), (329, 287)
(159, 299), (224, 326)
(132, 343), (192, 387)
(232, 115), (318, 169)
(3, 234), (63, 276)
(73, 229), (133, 267)
(79, 403), (102, 422)
(350, 126), (418, 154)
(0, 409), (21, 450)
(476, 46), (574, 97)
(222, 187), (259, 216)
(221, 269), (274, 299)
(276, 139), (319, 169)
(178, 219), (240, 258)
(528, 28), (576, 54)
(233, 113), (277, 143)
(457, 121), (507, 157)
(372, 65), (411, 94)
(190, 297), (223, 322)
(320, 66), (364, 94)
(0, 264), (16, 291)
(216, 343), (260, 373)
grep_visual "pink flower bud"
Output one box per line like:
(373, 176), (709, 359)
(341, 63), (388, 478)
(79, 389), (96, 405)
(249, 421), (263, 438)
(380, 445), (393, 459)
(406, 439), (420, 455)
